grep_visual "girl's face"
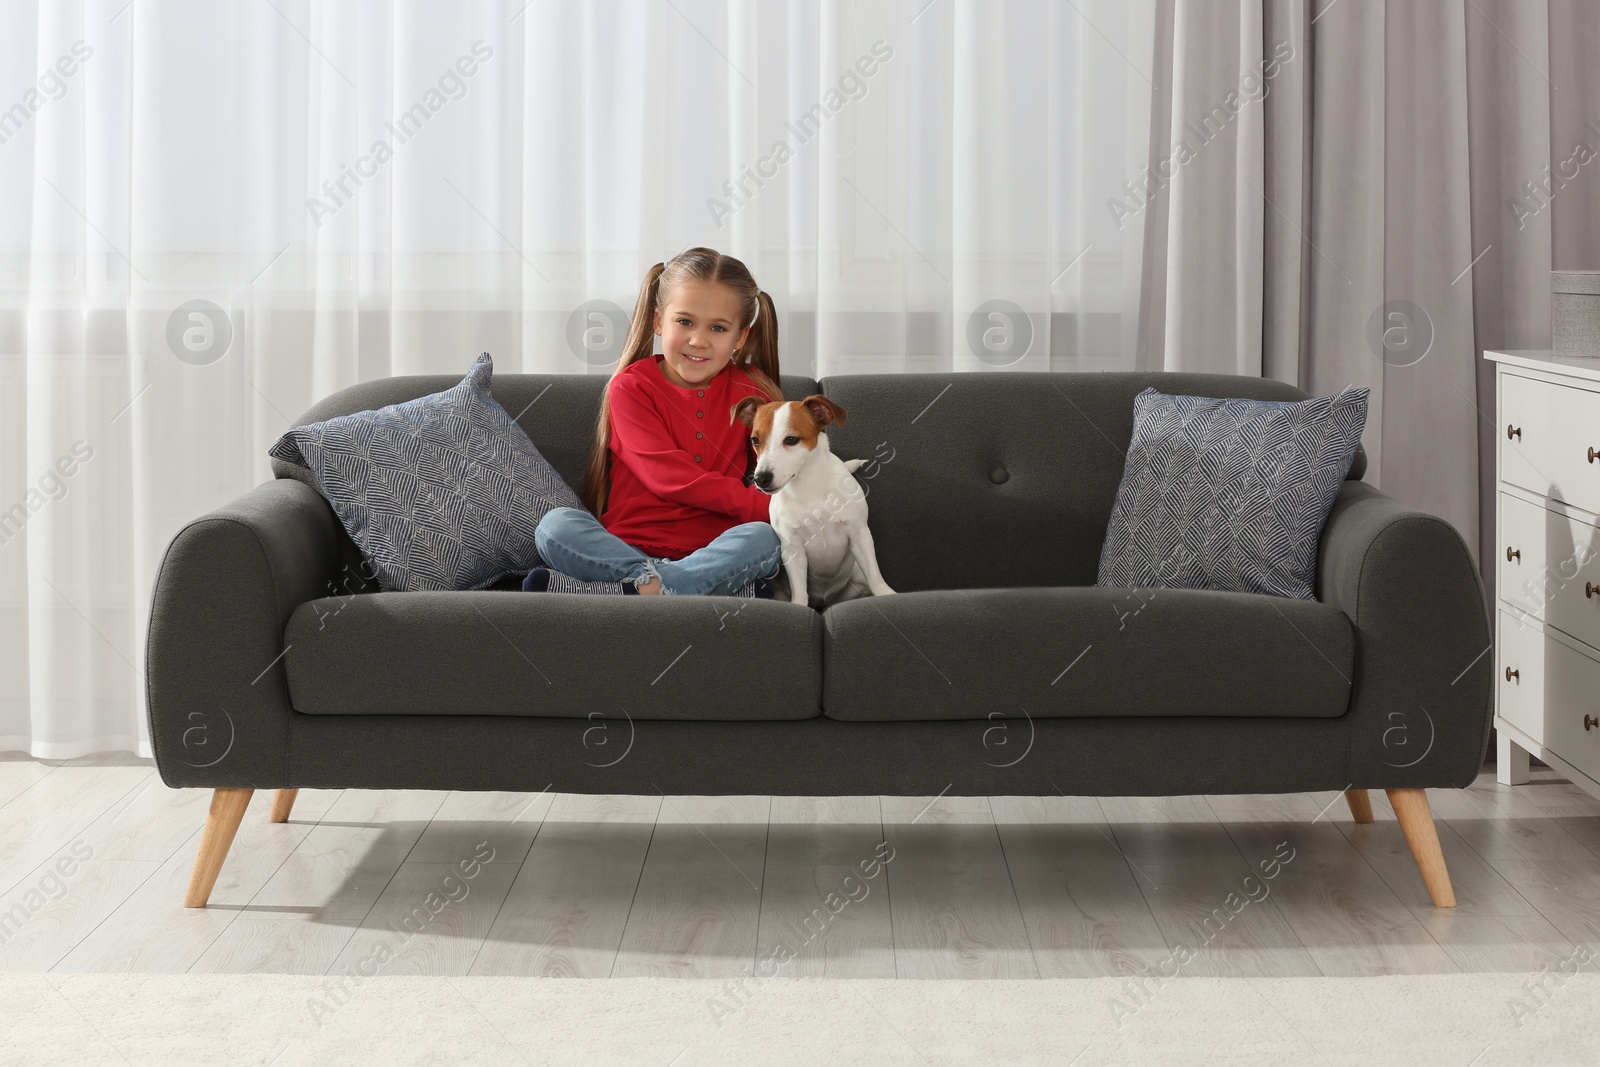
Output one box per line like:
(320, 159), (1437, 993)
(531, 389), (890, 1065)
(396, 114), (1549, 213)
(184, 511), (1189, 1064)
(653, 279), (752, 389)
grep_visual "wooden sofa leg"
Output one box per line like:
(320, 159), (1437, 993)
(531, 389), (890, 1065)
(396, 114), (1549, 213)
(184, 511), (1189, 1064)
(1386, 788), (1456, 908)
(1345, 789), (1374, 824)
(269, 789), (299, 823)
(184, 788), (254, 908)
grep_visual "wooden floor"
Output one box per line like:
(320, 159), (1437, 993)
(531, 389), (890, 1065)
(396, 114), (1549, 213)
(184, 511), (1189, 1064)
(4, 754), (1599, 978)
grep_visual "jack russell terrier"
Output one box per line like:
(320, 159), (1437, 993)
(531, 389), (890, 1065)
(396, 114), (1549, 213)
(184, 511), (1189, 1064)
(731, 393), (896, 609)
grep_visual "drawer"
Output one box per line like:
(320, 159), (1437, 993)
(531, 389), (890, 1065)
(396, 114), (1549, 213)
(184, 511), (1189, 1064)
(1500, 372), (1600, 516)
(1520, 620), (1600, 785)
(1498, 492), (1552, 617)
(1498, 492), (1600, 648)
(1497, 609), (1544, 742)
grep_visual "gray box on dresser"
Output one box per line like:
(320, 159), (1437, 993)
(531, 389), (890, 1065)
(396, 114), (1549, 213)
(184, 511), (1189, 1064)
(1552, 271), (1600, 359)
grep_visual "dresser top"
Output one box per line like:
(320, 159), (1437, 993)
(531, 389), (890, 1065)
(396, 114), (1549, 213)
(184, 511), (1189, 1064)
(1485, 349), (1600, 384)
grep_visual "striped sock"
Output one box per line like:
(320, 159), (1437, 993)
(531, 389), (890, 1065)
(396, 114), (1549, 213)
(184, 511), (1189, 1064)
(521, 567), (629, 595)
(523, 568), (771, 598)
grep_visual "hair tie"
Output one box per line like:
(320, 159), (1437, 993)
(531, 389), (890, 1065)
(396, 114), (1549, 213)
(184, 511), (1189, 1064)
(750, 291), (763, 328)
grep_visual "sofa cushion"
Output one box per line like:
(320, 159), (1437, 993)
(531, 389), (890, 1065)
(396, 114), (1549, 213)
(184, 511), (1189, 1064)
(1096, 386), (1369, 600)
(815, 371), (1369, 595)
(820, 587), (1352, 722)
(282, 592), (823, 720)
(268, 353), (582, 592)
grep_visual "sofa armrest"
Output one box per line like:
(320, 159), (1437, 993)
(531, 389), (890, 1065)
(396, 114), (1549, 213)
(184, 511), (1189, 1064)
(1316, 480), (1493, 788)
(146, 479), (344, 788)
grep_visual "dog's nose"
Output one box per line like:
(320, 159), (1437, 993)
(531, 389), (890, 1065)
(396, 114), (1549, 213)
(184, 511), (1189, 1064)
(754, 469), (773, 489)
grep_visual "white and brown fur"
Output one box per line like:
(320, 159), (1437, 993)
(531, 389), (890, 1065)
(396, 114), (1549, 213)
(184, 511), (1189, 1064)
(731, 394), (895, 608)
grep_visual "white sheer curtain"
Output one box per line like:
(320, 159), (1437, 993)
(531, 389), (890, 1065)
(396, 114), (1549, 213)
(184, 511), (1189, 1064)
(0, 0), (1153, 757)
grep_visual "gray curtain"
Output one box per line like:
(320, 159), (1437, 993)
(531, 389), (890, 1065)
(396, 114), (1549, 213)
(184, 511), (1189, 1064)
(1137, 0), (1600, 603)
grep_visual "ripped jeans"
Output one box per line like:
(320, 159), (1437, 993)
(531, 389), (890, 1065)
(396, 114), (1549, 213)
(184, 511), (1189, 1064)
(533, 507), (783, 597)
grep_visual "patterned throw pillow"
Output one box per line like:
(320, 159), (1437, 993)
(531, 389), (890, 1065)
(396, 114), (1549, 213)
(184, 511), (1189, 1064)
(1096, 385), (1370, 600)
(268, 353), (583, 592)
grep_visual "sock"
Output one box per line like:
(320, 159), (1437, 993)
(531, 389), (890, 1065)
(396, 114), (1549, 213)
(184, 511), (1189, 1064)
(522, 567), (628, 595)
(527, 568), (768, 598)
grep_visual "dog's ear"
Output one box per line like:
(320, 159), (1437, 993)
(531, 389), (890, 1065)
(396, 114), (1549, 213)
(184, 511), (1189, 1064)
(731, 395), (766, 429)
(803, 394), (846, 429)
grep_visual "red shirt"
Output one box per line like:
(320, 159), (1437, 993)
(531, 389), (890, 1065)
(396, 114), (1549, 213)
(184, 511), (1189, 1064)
(602, 354), (776, 558)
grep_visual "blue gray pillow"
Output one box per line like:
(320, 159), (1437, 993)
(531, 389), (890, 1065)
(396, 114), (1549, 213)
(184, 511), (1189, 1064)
(268, 353), (583, 592)
(1096, 385), (1370, 600)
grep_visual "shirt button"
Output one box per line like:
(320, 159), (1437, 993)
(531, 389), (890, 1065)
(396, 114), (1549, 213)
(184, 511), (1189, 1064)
(697, 390), (705, 397)
(696, 432), (703, 439)
(694, 455), (702, 463)
(696, 411), (703, 418)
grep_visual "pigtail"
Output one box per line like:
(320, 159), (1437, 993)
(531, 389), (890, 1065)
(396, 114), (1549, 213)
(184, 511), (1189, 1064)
(578, 399), (612, 520)
(739, 290), (783, 403)
(579, 263), (665, 518)
(621, 263), (665, 367)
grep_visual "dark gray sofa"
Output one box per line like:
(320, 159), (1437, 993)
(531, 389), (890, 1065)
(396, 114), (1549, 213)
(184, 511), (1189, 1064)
(146, 370), (1493, 910)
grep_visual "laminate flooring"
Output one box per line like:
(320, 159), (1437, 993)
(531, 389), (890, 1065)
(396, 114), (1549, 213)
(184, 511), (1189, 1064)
(4, 754), (1598, 980)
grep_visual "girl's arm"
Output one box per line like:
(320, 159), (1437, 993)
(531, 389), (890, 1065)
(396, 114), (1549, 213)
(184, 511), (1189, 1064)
(608, 377), (769, 523)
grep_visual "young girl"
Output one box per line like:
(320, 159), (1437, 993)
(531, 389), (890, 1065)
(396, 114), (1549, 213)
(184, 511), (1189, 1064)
(523, 247), (786, 598)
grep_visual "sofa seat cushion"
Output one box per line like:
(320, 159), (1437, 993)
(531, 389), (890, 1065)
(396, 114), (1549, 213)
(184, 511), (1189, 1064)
(821, 587), (1353, 722)
(283, 592), (823, 720)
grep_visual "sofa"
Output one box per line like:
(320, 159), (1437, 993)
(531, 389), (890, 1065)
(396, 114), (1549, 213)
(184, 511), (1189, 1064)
(146, 369), (1493, 910)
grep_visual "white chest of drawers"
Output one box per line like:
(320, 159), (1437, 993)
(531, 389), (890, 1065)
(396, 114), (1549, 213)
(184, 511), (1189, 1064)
(1489, 349), (1600, 800)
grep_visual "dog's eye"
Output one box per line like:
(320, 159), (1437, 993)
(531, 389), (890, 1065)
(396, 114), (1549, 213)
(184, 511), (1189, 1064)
(784, 436), (800, 446)
(750, 435), (760, 446)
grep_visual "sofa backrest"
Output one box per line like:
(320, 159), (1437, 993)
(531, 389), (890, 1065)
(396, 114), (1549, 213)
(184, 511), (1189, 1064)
(816, 371), (1366, 593)
(271, 370), (822, 582)
(274, 368), (1366, 594)
(273, 370), (821, 492)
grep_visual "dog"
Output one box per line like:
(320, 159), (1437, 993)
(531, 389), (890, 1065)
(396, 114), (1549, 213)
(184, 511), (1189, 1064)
(731, 393), (895, 609)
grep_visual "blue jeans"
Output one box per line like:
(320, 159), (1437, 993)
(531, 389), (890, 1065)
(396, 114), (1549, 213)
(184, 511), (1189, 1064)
(534, 507), (783, 597)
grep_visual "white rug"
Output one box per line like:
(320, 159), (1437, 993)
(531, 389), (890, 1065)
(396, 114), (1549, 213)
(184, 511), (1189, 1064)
(4, 972), (1597, 1066)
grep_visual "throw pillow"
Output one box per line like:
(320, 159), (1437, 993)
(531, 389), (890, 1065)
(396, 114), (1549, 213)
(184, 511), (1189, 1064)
(268, 352), (583, 592)
(1096, 385), (1370, 600)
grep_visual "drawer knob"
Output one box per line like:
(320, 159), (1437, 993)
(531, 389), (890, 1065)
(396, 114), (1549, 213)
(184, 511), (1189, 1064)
(1508, 425), (1521, 440)
(1589, 582), (1599, 599)
(1506, 666), (1520, 682)
(1591, 447), (1600, 464)
(1507, 546), (1521, 562)
(1587, 715), (1599, 732)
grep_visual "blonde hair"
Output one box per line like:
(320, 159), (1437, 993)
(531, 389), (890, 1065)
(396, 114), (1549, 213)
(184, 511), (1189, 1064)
(579, 247), (782, 518)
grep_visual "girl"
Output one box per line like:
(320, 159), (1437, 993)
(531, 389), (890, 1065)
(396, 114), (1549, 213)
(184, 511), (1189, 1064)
(523, 247), (786, 598)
